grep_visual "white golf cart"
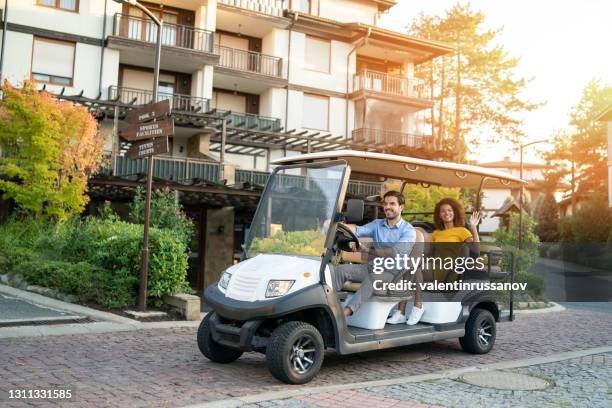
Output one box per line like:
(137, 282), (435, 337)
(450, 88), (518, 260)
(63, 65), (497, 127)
(197, 150), (524, 384)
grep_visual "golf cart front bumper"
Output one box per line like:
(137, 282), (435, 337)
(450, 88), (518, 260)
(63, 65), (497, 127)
(207, 312), (262, 351)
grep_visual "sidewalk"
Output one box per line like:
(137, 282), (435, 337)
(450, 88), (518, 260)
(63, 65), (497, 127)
(0, 284), (202, 339)
(190, 347), (612, 408)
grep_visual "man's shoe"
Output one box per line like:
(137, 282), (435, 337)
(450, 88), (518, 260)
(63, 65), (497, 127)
(406, 305), (425, 325)
(386, 310), (406, 324)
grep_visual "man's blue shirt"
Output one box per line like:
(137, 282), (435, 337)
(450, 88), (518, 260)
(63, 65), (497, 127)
(355, 218), (416, 256)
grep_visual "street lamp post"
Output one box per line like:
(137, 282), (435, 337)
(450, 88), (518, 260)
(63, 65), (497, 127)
(113, 0), (163, 311)
(518, 139), (548, 249)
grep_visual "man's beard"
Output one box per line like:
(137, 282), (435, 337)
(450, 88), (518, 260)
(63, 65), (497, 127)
(385, 210), (398, 220)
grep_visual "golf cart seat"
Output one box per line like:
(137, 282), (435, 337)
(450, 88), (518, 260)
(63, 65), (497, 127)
(343, 229), (425, 330)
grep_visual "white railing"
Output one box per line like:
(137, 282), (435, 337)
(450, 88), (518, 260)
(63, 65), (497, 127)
(219, 0), (287, 17)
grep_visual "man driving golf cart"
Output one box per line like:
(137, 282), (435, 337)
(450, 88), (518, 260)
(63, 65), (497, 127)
(335, 190), (427, 325)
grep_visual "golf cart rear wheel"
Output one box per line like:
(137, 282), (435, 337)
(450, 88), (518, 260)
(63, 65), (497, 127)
(460, 308), (496, 354)
(266, 321), (324, 384)
(197, 313), (243, 363)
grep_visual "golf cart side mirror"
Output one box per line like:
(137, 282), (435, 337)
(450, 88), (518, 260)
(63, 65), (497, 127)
(345, 199), (364, 223)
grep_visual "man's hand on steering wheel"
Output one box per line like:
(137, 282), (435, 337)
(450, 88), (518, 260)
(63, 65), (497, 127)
(336, 222), (361, 252)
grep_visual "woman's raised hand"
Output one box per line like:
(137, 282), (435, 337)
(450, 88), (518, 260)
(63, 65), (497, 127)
(470, 211), (481, 228)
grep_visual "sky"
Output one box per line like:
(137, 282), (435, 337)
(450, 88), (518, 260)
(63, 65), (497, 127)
(379, 0), (612, 163)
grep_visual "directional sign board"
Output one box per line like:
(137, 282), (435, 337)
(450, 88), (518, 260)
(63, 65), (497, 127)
(120, 117), (174, 142)
(125, 99), (170, 124)
(126, 136), (169, 159)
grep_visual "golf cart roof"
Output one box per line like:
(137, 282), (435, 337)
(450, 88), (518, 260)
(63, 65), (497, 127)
(272, 150), (526, 188)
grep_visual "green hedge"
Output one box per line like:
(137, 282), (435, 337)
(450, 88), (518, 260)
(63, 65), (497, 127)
(0, 217), (191, 308)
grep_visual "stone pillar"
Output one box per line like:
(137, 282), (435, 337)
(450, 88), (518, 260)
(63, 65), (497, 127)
(203, 207), (234, 290)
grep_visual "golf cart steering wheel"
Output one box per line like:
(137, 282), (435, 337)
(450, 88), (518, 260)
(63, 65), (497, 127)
(336, 223), (361, 251)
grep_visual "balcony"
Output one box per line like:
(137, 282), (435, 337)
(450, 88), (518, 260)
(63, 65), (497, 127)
(219, 111), (282, 132)
(352, 128), (433, 149)
(101, 155), (219, 182)
(214, 45), (284, 79)
(109, 86), (210, 113)
(108, 14), (217, 71)
(352, 70), (431, 105)
(235, 169), (382, 196)
(219, 0), (287, 17)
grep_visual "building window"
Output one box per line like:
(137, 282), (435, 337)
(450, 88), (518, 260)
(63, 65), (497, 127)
(31, 37), (75, 86)
(293, 0), (311, 13)
(304, 35), (330, 73)
(37, 0), (79, 12)
(302, 93), (329, 131)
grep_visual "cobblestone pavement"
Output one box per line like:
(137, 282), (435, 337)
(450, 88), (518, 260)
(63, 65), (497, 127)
(1, 308), (612, 407)
(250, 353), (612, 408)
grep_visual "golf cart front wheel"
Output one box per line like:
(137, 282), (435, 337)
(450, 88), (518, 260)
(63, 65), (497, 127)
(266, 321), (324, 384)
(459, 308), (496, 354)
(197, 313), (243, 363)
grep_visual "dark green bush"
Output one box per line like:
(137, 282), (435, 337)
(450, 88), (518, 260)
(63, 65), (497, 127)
(515, 270), (545, 300)
(13, 259), (137, 308)
(0, 215), (191, 308)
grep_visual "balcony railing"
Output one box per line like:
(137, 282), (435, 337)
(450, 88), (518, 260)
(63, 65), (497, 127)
(215, 45), (283, 78)
(352, 128), (432, 148)
(217, 110), (282, 132)
(219, 0), (287, 17)
(109, 86), (210, 113)
(235, 169), (382, 196)
(100, 155), (219, 182)
(112, 13), (214, 53)
(353, 70), (430, 99)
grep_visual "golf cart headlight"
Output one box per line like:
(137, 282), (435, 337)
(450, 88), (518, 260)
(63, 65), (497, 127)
(219, 272), (232, 290)
(266, 280), (295, 298)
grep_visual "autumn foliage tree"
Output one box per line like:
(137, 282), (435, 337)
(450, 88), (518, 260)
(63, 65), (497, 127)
(0, 81), (105, 220)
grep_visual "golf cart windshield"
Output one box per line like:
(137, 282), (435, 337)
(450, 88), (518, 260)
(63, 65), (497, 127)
(245, 162), (347, 258)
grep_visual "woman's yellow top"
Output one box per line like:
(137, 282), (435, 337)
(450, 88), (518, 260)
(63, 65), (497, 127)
(431, 227), (473, 282)
(431, 227), (472, 243)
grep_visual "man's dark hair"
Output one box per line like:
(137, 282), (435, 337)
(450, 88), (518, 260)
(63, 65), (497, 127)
(383, 190), (405, 206)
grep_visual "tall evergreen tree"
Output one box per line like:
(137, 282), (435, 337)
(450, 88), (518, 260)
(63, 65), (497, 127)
(408, 2), (539, 160)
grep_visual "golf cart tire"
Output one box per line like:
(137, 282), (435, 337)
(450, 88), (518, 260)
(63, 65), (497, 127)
(197, 313), (243, 363)
(266, 321), (324, 384)
(459, 308), (496, 354)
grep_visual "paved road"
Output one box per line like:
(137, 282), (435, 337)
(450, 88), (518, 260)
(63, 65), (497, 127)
(1, 308), (612, 407)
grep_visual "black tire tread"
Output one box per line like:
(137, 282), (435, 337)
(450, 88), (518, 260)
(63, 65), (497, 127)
(459, 308), (496, 354)
(197, 314), (243, 363)
(266, 321), (324, 384)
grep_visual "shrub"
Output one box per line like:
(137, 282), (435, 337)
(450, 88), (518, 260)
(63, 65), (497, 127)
(515, 270), (545, 300)
(13, 259), (137, 308)
(0, 215), (191, 308)
(129, 186), (193, 246)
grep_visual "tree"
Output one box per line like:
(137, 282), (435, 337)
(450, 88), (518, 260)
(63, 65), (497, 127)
(545, 79), (612, 195)
(533, 173), (561, 242)
(0, 81), (104, 220)
(408, 2), (539, 160)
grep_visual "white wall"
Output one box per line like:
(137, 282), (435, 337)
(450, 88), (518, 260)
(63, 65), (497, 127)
(7, 0), (120, 40)
(289, 32), (354, 94)
(316, 0), (377, 25)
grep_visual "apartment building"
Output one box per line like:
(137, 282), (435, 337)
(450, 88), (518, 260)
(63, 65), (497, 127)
(0, 0), (452, 294)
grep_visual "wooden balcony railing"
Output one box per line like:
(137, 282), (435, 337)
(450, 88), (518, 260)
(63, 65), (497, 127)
(215, 45), (283, 78)
(112, 13), (214, 53)
(109, 86), (210, 113)
(352, 128), (433, 148)
(353, 70), (430, 99)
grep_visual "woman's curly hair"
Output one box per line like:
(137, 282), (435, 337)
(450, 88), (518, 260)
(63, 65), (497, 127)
(433, 198), (465, 230)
